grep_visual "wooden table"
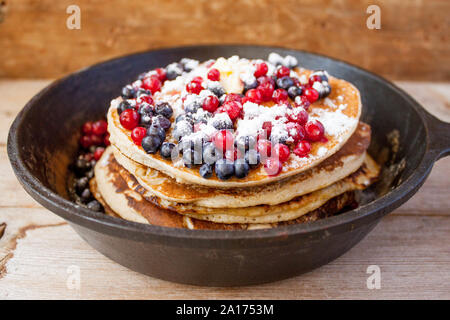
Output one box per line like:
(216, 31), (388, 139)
(0, 80), (449, 299)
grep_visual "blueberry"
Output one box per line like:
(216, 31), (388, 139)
(199, 163), (213, 179)
(311, 70), (329, 82)
(176, 114), (194, 124)
(184, 101), (201, 114)
(202, 142), (218, 165)
(160, 142), (176, 159)
(236, 135), (256, 153)
(141, 135), (162, 154)
(137, 88), (151, 97)
(138, 103), (153, 116)
(234, 159), (250, 179)
(139, 113), (152, 127)
(208, 83), (226, 97)
(85, 169), (94, 179)
(121, 85), (136, 99)
(210, 115), (233, 130)
(75, 158), (90, 175)
(87, 200), (102, 212)
(215, 159), (235, 180)
(183, 147), (203, 166)
(155, 102), (173, 119)
(244, 79), (258, 91)
(80, 188), (92, 202)
(276, 76), (294, 89)
(245, 150), (260, 168)
(166, 63), (183, 80)
(75, 177), (89, 193)
(147, 124), (166, 141)
(287, 86), (303, 99)
(153, 115), (171, 131)
(312, 81), (331, 99)
(173, 120), (193, 142)
(193, 109), (212, 124)
(117, 100), (132, 115)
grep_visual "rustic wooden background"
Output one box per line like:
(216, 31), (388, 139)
(0, 0), (449, 80)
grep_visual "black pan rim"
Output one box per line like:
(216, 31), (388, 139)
(7, 44), (440, 243)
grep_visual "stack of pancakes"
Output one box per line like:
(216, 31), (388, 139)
(92, 62), (380, 230)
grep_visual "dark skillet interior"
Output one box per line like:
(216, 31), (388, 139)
(7, 45), (448, 285)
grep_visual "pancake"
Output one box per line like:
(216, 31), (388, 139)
(90, 177), (356, 230)
(107, 67), (361, 188)
(110, 122), (371, 208)
(94, 150), (379, 224)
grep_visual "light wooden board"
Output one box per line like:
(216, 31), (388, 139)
(0, 80), (449, 299)
(0, 0), (449, 80)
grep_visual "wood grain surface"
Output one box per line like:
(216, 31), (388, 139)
(0, 80), (449, 299)
(0, 0), (449, 80)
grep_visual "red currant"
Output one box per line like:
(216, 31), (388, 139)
(207, 68), (220, 81)
(305, 120), (325, 142)
(257, 139), (272, 159)
(90, 134), (103, 146)
(272, 143), (290, 162)
(304, 88), (319, 103)
(276, 66), (291, 78)
(120, 109), (140, 130)
(286, 122), (305, 142)
(308, 75), (322, 86)
(254, 62), (268, 77)
(220, 101), (242, 121)
(79, 135), (92, 149)
(104, 133), (111, 146)
(295, 95), (311, 110)
(264, 157), (283, 176)
(142, 76), (161, 94)
(245, 88), (263, 104)
(186, 81), (203, 94)
(258, 82), (275, 102)
(202, 95), (220, 112)
(272, 89), (288, 104)
(213, 130), (234, 152)
(94, 147), (105, 161)
(257, 76), (275, 86)
(82, 121), (93, 135)
(131, 127), (147, 146)
(288, 108), (308, 125)
(224, 93), (243, 104)
(154, 68), (167, 82)
(261, 121), (272, 138)
(293, 140), (311, 157)
(92, 120), (108, 136)
(137, 94), (154, 105)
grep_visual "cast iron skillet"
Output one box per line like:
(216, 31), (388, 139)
(7, 45), (450, 286)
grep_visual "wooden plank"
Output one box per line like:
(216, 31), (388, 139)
(0, 213), (448, 299)
(0, 0), (449, 80)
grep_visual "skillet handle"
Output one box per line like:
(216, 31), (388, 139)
(424, 111), (450, 160)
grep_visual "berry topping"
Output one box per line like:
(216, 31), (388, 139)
(245, 88), (263, 104)
(119, 109), (140, 130)
(293, 140), (311, 157)
(308, 74), (322, 86)
(223, 93), (243, 104)
(186, 80), (203, 94)
(234, 159), (250, 179)
(264, 157), (282, 176)
(286, 122), (305, 142)
(199, 163), (213, 179)
(276, 76), (294, 90)
(154, 68), (167, 82)
(304, 88), (319, 103)
(257, 139), (272, 159)
(141, 135), (162, 154)
(272, 143), (290, 162)
(288, 108), (308, 125)
(295, 95), (311, 110)
(82, 121), (93, 135)
(258, 82), (275, 102)
(154, 102), (173, 119)
(121, 85), (136, 99)
(305, 120), (325, 142)
(79, 135), (92, 149)
(215, 159), (235, 180)
(131, 126), (147, 146)
(276, 66), (291, 78)
(213, 130), (234, 153)
(160, 142), (176, 159)
(117, 100), (133, 115)
(257, 76), (275, 86)
(202, 95), (220, 113)
(245, 149), (260, 168)
(92, 120), (108, 136)
(272, 89), (289, 104)
(287, 86), (303, 99)
(142, 76), (161, 94)
(219, 101), (241, 121)
(207, 68), (220, 81)
(261, 121), (272, 139)
(137, 94), (154, 105)
(254, 62), (268, 78)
